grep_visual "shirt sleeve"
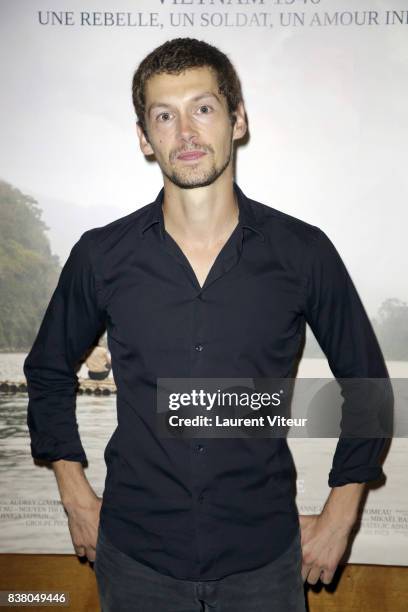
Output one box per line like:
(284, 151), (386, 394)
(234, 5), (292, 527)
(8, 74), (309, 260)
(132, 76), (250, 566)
(303, 228), (390, 487)
(23, 231), (106, 465)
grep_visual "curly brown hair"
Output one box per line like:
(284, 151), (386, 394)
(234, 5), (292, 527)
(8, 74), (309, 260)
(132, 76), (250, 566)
(131, 37), (244, 136)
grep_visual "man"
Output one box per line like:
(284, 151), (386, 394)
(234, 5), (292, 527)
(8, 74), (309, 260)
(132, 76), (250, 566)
(24, 38), (389, 611)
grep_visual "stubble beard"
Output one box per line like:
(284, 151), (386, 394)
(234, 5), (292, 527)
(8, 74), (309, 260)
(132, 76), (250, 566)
(162, 135), (234, 190)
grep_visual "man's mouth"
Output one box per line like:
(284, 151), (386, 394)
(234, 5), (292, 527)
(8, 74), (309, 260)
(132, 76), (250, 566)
(176, 150), (207, 161)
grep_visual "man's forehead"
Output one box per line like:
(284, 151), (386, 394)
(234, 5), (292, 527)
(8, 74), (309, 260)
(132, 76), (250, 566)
(145, 66), (222, 108)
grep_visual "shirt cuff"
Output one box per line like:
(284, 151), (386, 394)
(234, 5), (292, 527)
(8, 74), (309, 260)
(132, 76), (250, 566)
(328, 464), (384, 487)
(29, 434), (87, 466)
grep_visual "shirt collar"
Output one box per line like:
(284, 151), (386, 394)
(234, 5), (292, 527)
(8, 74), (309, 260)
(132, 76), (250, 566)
(140, 182), (265, 242)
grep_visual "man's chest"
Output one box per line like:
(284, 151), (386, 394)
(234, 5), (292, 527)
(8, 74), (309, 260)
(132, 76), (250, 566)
(173, 241), (225, 290)
(101, 241), (306, 368)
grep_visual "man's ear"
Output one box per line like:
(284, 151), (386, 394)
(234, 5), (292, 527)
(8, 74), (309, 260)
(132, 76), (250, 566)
(136, 122), (154, 156)
(232, 102), (247, 142)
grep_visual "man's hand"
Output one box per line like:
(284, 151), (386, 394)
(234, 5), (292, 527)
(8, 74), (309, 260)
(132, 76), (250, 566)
(299, 482), (365, 585)
(299, 512), (351, 585)
(65, 494), (102, 562)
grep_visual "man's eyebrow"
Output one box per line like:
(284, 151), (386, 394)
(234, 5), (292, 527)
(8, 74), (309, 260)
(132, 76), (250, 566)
(147, 92), (222, 116)
(147, 101), (170, 115)
(191, 92), (222, 103)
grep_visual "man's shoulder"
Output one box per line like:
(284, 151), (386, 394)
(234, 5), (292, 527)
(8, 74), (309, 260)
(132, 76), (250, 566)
(77, 199), (157, 248)
(247, 194), (322, 246)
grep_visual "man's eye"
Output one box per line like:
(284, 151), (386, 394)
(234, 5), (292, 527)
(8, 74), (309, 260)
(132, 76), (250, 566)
(198, 105), (212, 114)
(157, 112), (171, 122)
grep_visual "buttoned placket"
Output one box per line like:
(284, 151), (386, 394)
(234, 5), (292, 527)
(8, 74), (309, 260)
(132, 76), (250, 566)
(160, 210), (246, 572)
(140, 184), (265, 575)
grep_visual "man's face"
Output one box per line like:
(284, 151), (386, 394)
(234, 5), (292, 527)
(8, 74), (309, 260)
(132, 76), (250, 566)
(137, 66), (246, 189)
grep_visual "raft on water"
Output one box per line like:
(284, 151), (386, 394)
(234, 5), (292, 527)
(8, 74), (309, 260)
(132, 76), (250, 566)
(0, 378), (117, 395)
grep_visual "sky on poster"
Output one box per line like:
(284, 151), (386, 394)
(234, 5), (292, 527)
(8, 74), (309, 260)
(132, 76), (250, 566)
(0, 0), (407, 315)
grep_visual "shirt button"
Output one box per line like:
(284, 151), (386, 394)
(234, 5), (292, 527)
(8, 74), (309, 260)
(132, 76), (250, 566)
(198, 494), (204, 504)
(194, 343), (203, 352)
(196, 444), (205, 453)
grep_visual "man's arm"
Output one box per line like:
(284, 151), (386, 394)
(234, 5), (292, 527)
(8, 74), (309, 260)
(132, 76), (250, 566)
(299, 482), (365, 584)
(53, 460), (101, 562)
(300, 228), (390, 584)
(24, 231), (106, 560)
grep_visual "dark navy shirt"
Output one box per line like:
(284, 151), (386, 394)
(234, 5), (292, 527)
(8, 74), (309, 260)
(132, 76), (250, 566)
(24, 182), (388, 580)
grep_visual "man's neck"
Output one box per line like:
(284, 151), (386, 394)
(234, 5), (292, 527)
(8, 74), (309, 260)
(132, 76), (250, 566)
(161, 172), (239, 248)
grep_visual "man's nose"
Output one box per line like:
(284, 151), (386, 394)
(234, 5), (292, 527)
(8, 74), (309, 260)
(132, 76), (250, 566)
(176, 113), (197, 143)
